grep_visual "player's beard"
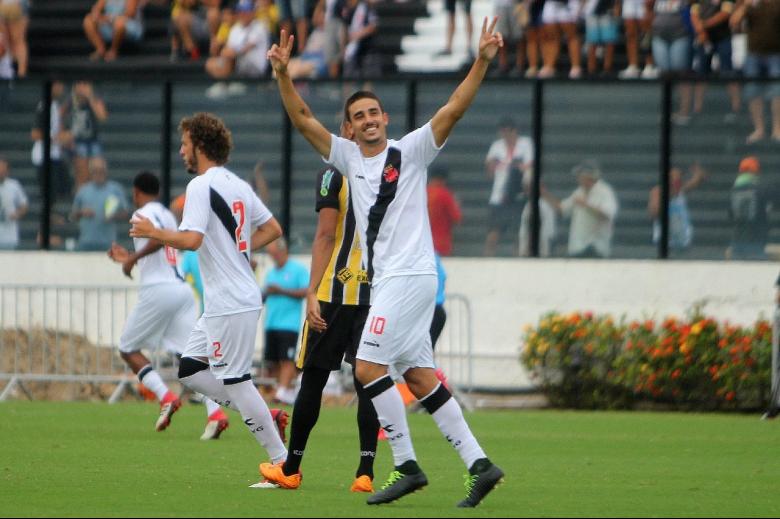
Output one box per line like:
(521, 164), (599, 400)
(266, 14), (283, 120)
(185, 152), (198, 175)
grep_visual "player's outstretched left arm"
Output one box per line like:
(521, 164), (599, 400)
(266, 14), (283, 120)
(430, 16), (503, 147)
(130, 214), (203, 251)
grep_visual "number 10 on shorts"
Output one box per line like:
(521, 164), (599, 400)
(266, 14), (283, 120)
(370, 316), (386, 335)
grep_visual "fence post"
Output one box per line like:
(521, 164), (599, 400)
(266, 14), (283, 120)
(530, 79), (544, 258)
(40, 80), (52, 250)
(160, 81), (173, 207)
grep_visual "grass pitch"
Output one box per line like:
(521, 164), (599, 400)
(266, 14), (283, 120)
(1, 401), (779, 517)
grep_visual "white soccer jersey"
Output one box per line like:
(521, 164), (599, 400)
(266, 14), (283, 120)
(132, 201), (185, 286)
(327, 121), (441, 285)
(179, 166), (273, 317)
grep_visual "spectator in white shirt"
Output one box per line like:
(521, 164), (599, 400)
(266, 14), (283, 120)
(205, 0), (269, 98)
(0, 156), (28, 249)
(543, 159), (619, 258)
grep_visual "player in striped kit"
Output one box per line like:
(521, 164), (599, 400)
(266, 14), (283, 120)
(129, 113), (288, 484)
(261, 162), (380, 492)
(109, 171), (229, 439)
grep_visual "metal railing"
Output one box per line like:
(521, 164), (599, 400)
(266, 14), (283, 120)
(0, 284), (484, 404)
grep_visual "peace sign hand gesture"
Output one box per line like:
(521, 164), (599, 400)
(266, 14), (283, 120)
(478, 16), (503, 62)
(267, 29), (295, 76)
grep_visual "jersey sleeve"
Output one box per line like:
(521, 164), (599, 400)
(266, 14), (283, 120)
(249, 190), (273, 228)
(400, 121), (444, 171)
(326, 134), (353, 178)
(179, 178), (210, 234)
(316, 168), (343, 212)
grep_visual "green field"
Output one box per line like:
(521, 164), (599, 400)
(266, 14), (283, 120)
(1, 402), (780, 517)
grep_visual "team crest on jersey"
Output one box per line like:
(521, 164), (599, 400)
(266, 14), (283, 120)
(337, 267), (354, 283)
(383, 164), (399, 183)
(320, 169), (335, 196)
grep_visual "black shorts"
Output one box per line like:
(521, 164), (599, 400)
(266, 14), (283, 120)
(445, 0), (472, 13)
(264, 330), (299, 363)
(297, 302), (370, 371)
(488, 200), (522, 234)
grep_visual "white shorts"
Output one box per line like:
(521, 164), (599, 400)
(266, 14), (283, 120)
(119, 282), (196, 354)
(356, 275), (437, 375)
(182, 309), (261, 380)
(542, 0), (579, 24)
(621, 0), (645, 20)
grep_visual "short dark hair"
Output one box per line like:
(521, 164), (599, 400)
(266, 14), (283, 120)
(343, 90), (384, 122)
(179, 112), (233, 165)
(133, 171), (160, 196)
(498, 116), (517, 130)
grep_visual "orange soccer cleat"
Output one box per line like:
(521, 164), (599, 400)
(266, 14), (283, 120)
(350, 475), (374, 493)
(259, 462), (302, 490)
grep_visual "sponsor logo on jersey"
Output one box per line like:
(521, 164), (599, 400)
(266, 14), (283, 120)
(356, 270), (369, 283)
(362, 340), (380, 347)
(383, 164), (399, 183)
(337, 267), (354, 283)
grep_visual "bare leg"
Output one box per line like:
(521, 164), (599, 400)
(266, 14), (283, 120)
(771, 97), (780, 139)
(105, 16), (127, 61)
(624, 19), (639, 68)
(8, 17), (28, 76)
(83, 13), (106, 59)
(562, 22), (581, 71)
(484, 229), (500, 256)
(603, 43), (614, 73)
(540, 23), (560, 75)
(747, 97), (766, 143)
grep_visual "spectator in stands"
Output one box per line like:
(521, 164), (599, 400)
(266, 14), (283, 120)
(279, 0), (310, 55)
(519, 176), (556, 257)
(731, 0), (780, 144)
(647, 162), (706, 252)
(539, 0), (582, 78)
(70, 156), (130, 251)
(286, 1), (329, 79)
(255, 0), (280, 34)
(205, 0), (270, 98)
(0, 31), (11, 110)
(62, 81), (109, 191)
(0, 156), (28, 250)
(0, 0), (29, 77)
(427, 163), (462, 256)
(543, 159), (619, 258)
(483, 117), (534, 256)
(170, 0), (219, 61)
(690, 0), (740, 122)
(320, 0), (348, 78)
(584, 0), (619, 75)
(83, 0), (144, 62)
(262, 237), (309, 406)
(524, 0), (546, 77)
(436, 0), (474, 59)
(31, 81), (72, 200)
(727, 156), (775, 260)
(651, 0), (695, 124)
(494, 0), (526, 76)
(342, 0), (379, 78)
(618, 0), (657, 78)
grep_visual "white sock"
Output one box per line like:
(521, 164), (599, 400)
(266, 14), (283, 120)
(423, 383), (486, 469)
(224, 379), (287, 464)
(138, 365), (169, 402)
(179, 369), (237, 411)
(367, 378), (417, 467)
(204, 398), (221, 418)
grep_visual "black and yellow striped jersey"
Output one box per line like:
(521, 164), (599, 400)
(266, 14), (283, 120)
(315, 167), (371, 306)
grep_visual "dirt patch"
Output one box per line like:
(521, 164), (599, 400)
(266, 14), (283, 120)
(0, 328), (130, 401)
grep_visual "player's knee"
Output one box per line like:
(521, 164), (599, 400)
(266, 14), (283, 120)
(178, 356), (209, 379)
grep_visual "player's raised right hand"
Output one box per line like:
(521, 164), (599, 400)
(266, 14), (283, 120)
(267, 30), (294, 76)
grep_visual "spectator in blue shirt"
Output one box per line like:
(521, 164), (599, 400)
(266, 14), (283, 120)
(70, 157), (129, 251)
(263, 237), (309, 405)
(180, 249), (204, 314)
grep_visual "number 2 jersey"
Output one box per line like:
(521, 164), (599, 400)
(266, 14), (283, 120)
(131, 201), (185, 286)
(179, 166), (273, 317)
